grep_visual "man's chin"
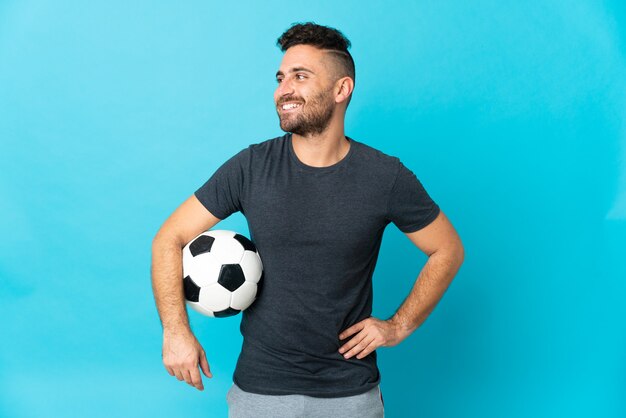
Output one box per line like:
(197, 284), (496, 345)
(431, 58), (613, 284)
(279, 121), (299, 133)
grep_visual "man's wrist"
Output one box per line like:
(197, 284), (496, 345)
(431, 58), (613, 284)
(163, 323), (192, 338)
(388, 313), (415, 337)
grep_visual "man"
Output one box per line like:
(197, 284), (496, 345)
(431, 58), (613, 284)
(151, 22), (464, 417)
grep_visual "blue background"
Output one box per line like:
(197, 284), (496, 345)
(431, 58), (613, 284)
(1, 1), (625, 417)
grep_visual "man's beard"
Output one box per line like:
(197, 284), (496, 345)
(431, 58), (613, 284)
(277, 88), (335, 136)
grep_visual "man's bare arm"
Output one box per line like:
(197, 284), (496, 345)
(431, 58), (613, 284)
(388, 210), (464, 335)
(151, 194), (221, 390)
(338, 210), (464, 359)
(151, 238), (191, 333)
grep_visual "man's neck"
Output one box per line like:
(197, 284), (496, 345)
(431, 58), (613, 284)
(291, 127), (350, 168)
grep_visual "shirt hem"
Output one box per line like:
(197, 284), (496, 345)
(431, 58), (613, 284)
(232, 376), (381, 398)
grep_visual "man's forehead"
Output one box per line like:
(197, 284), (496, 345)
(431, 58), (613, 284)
(277, 45), (330, 73)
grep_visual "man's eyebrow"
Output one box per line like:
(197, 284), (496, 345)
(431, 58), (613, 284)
(275, 67), (315, 77)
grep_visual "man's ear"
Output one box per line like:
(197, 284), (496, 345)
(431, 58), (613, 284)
(334, 76), (354, 104)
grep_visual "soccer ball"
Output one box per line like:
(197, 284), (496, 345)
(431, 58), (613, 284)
(182, 230), (263, 318)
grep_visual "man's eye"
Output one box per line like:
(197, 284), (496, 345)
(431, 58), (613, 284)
(276, 75), (305, 83)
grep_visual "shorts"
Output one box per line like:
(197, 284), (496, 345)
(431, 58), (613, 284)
(226, 382), (385, 418)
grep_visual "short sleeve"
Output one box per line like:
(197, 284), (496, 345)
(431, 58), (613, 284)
(194, 148), (248, 220)
(386, 160), (440, 233)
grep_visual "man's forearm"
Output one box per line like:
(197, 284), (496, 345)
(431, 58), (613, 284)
(388, 247), (464, 336)
(151, 236), (192, 335)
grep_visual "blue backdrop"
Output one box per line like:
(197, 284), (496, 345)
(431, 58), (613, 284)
(1, 1), (624, 417)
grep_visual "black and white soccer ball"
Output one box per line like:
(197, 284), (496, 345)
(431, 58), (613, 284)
(182, 230), (263, 318)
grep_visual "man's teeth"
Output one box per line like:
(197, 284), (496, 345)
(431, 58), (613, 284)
(282, 103), (302, 110)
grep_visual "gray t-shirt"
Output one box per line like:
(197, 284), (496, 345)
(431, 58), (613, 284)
(194, 132), (440, 398)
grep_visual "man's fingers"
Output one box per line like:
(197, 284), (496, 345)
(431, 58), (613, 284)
(200, 353), (213, 378)
(189, 367), (204, 391)
(162, 334), (213, 390)
(182, 369), (195, 387)
(339, 331), (368, 356)
(339, 321), (365, 340)
(356, 339), (379, 359)
(344, 335), (375, 359)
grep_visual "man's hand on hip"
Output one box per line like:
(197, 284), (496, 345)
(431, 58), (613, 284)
(162, 329), (213, 391)
(337, 316), (410, 360)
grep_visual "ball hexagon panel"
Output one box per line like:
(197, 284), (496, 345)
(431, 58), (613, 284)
(198, 283), (232, 312)
(231, 281), (258, 310)
(188, 301), (216, 317)
(205, 230), (237, 239)
(239, 250), (263, 283)
(183, 253), (222, 288)
(210, 236), (245, 264)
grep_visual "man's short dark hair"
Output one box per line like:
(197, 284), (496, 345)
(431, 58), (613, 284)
(277, 22), (355, 107)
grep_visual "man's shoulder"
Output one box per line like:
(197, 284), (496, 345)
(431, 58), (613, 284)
(225, 133), (286, 164)
(240, 133), (287, 157)
(249, 133), (287, 150)
(350, 137), (402, 169)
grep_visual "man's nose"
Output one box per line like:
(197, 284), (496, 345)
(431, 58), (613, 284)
(276, 78), (294, 96)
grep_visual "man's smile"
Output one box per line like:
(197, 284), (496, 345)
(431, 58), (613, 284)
(279, 102), (303, 112)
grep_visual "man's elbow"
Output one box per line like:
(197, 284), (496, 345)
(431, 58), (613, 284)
(152, 229), (184, 251)
(455, 240), (465, 268)
(433, 237), (465, 270)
